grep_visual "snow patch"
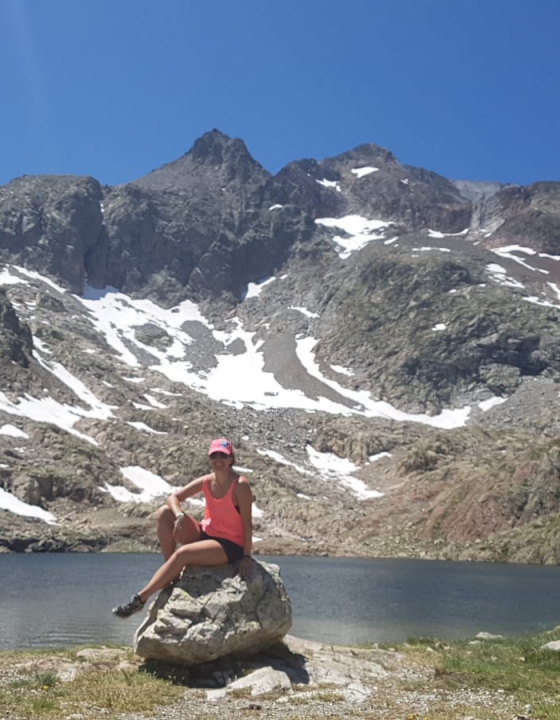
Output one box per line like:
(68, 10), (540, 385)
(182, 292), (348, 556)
(479, 397), (507, 412)
(316, 179), (341, 191)
(493, 246), (549, 274)
(368, 452), (392, 463)
(306, 446), (383, 500)
(351, 167), (379, 178)
(102, 466), (176, 503)
(315, 215), (394, 259)
(0, 424), (29, 439)
(427, 228), (469, 239)
(245, 277), (276, 300)
(257, 448), (312, 475)
(289, 306), (319, 319)
(331, 364), (354, 377)
(0, 488), (57, 524)
(143, 394), (168, 409)
(486, 264), (525, 289)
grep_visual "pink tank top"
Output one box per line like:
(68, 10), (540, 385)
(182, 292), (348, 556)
(201, 475), (245, 547)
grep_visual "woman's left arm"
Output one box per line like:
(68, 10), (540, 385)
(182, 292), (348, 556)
(236, 477), (253, 577)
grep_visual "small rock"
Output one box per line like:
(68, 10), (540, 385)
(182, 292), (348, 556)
(226, 666), (292, 697)
(541, 640), (560, 652)
(475, 632), (502, 640)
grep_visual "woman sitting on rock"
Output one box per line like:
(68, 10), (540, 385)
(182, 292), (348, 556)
(113, 438), (253, 618)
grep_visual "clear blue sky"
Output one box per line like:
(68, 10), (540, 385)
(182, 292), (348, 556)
(1, 0), (559, 187)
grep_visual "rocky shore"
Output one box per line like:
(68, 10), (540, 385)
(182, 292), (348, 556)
(1, 633), (547, 720)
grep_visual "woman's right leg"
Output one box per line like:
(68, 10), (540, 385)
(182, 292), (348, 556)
(113, 537), (227, 618)
(156, 505), (201, 560)
(137, 539), (228, 602)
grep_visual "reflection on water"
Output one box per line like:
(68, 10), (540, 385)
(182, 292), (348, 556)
(1, 553), (560, 649)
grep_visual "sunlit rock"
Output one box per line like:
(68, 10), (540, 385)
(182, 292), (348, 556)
(134, 559), (292, 665)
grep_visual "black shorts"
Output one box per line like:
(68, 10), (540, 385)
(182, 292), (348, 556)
(200, 530), (244, 564)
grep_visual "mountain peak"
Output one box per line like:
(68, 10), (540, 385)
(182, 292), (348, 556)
(337, 142), (398, 168)
(190, 128), (237, 158)
(188, 129), (262, 172)
(131, 129), (267, 191)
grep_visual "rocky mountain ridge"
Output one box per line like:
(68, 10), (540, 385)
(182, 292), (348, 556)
(1, 129), (560, 563)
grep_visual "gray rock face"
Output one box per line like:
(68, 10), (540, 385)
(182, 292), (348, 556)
(0, 175), (106, 293)
(0, 130), (477, 306)
(99, 130), (314, 304)
(274, 144), (472, 232)
(134, 560), (292, 664)
(486, 182), (560, 253)
(0, 289), (32, 367)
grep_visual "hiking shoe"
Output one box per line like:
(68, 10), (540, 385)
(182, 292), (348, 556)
(112, 594), (145, 618)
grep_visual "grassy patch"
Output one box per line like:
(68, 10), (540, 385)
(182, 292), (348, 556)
(400, 627), (560, 719)
(0, 647), (183, 720)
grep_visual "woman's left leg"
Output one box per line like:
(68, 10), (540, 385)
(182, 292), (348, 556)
(156, 506), (201, 560)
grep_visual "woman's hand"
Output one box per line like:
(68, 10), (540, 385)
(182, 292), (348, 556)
(239, 555), (253, 578)
(172, 513), (185, 542)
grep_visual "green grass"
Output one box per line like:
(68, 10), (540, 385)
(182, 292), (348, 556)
(400, 626), (560, 719)
(0, 647), (183, 720)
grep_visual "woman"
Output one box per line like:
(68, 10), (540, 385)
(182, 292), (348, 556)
(113, 438), (253, 618)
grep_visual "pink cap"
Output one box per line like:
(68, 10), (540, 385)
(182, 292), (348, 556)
(208, 438), (234, 456)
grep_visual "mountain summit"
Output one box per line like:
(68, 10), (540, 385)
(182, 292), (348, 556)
(0, 131), (560, 563)
(133, 129), (269, 192)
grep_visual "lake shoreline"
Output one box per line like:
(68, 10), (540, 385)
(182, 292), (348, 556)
(2, 630), (560, 720)
(4, 504), (560, 565)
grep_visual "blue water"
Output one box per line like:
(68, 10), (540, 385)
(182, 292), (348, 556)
(0, 553), (559, 649)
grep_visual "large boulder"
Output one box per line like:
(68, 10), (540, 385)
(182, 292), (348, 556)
(134, 559), (292, 665)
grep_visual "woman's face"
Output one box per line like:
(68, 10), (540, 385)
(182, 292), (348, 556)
(209, 451), (233, 469)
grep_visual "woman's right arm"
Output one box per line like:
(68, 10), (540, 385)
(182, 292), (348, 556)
(166, 477), (205, 517)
